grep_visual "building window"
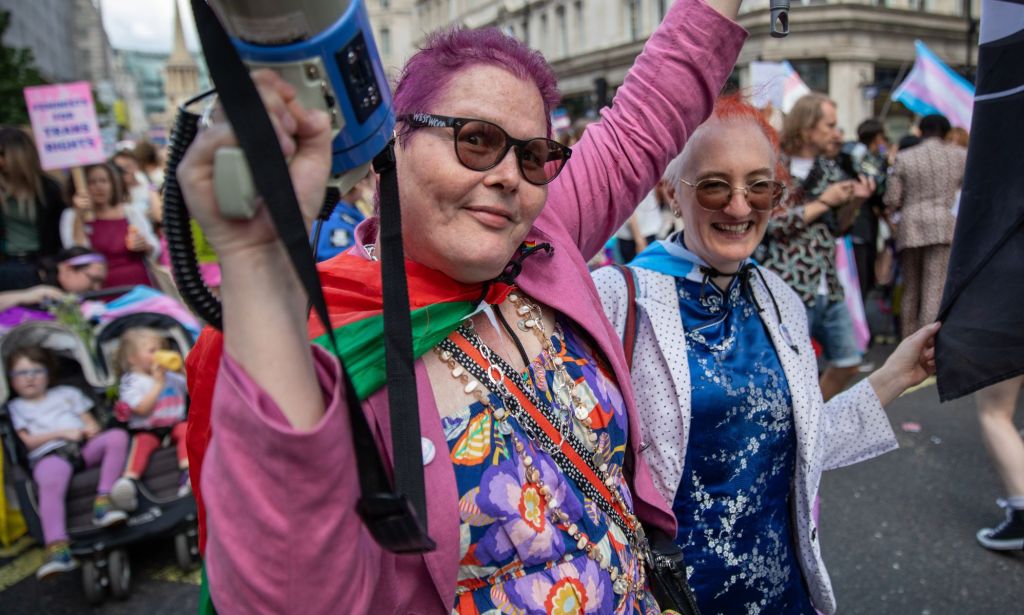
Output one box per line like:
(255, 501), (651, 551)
(575, 1), (586, 49)
(657, 0), (667, 20)
(789, 59), (829, 94)
(522, 15), (531, 46)
(541, 13), (549, 52)
(627, 0), (642, 41)
(556, 6), (568, 57)
(381, 0), (390, 8)
(380, 27), (391, 55)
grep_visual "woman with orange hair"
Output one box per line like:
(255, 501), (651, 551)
(595, 95), (940, 614)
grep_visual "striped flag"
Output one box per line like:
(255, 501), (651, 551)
(936, 0), (1024, 400)
(892, 40), (976, 128)
(750, 60), (811, 112)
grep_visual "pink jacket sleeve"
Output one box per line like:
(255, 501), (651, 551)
(203, 347), (382, 614)
(546, 0), (747, 260)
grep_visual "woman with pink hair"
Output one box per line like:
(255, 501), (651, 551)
(181, 0), (749, 612)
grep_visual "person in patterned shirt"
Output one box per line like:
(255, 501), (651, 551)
(759, 93), (875, 401)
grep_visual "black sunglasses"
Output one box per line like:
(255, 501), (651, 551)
(399, 113), (572, 186)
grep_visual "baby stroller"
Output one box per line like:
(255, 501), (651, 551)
(0, 320), (198, 605)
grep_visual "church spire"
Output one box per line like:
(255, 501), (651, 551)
(168, 0), (193, 66)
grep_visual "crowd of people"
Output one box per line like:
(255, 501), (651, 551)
(1, 0), (1021, 611)
(0, 129), (199, 581)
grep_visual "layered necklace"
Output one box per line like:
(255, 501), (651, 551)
(434, 290), (647, 597)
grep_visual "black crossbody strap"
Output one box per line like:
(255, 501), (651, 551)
(374, 143), (428, 529)
(190, 0), (433, 553)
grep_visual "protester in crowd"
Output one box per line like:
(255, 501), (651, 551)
(760, 93), (874, 401)
(0, 247), (107, 307)
(895, 134), (921, 155)
(946, 126), (970, 148)
(615, 188), (663, 262)
(842, 118), (890, 299)
(112, 150), (162, 225)
(594, 94), (938, 614)
(975, 376), (1024, 550)
(70, 163), (159, 289)
(109, 327), (190, 512)
(0, 127), (67, 273)
(6, 346), (129, 580)
(883, 113), (965, 338)
(178, 0), (748, 611)
(133, 141), (165, 190)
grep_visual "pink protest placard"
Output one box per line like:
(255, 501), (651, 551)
(23, 81), (107, 171)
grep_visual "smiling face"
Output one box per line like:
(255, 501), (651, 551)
(393, 65), (549, 283)
(56, 261), (107, 293)
(673, 119), (777, 273)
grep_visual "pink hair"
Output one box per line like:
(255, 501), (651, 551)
(392, 28), (561, 138)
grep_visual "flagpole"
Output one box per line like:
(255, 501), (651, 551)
(880, 60), (912, 121)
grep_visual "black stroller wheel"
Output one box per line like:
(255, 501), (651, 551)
(108, 549), (132, 600)
(174, 530), (200, 571)
(81, 559), (106, 605)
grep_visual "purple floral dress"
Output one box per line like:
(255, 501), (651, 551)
(442, 318), (657, 615)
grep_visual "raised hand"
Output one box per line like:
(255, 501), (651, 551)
(176, 69), (333, 262)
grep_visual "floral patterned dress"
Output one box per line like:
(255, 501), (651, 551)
(671, 275), (815, 615)
(442, 317), (657, 615)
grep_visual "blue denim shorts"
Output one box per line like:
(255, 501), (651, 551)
(806, 296), (862, 368)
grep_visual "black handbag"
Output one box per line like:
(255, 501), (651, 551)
(645, 528), (701, 615)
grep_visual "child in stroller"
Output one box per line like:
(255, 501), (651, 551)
(5, 345), (129, 579)
(110, 327), (189, 511)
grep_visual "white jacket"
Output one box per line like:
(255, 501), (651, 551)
(592, 261), (898, 615)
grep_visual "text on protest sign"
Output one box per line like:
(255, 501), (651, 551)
(23, 82), (107, 171)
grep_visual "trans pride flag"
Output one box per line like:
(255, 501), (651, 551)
(892, 40), (976, 128)
(750, 60), (812, 112)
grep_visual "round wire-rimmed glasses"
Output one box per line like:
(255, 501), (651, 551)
(679, 178), (785, 212)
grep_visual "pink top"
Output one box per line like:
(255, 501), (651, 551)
(203, 1), (747, 612)
(89, 218), (151, 288)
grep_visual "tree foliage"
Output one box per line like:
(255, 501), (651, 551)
(0, 11), (48, 125)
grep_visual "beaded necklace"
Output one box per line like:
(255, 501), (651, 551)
(433, 291), (649, 598)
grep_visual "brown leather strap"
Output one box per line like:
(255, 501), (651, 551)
(613, 264), (638, 370)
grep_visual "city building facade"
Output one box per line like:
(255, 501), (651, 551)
(0, 0), (76, 83)
(411, 0), (980, 136)
(369, 0), (418, 84)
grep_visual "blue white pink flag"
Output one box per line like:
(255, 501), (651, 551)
(892, 40), (976, 129)
(750, 60), (811, 113)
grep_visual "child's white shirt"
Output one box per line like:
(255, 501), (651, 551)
(9, 386), (93, 461)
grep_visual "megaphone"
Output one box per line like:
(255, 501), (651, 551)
(206, 0), (394, 219)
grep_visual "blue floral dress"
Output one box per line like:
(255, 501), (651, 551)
(442, 317), (656, 615)
(671, 274), (816, 615)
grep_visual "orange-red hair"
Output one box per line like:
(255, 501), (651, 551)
(663, 93), (790, 190)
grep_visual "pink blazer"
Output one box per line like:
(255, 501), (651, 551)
(202, 2), (747, 612)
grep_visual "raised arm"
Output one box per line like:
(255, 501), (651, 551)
(546, 0), (747, 259)
(177, 71), (381, 611)
(177, 70), (329, 429)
